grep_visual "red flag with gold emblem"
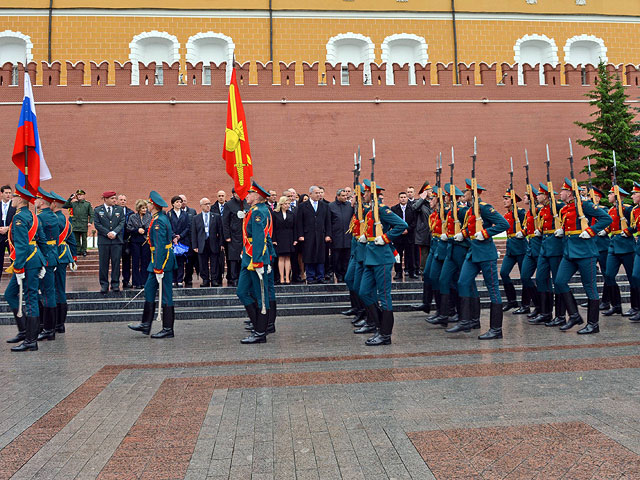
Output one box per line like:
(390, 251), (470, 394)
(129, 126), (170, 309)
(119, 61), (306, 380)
(222, 68), (253, 200)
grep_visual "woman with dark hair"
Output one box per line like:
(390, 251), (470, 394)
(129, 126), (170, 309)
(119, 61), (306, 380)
(272, 196), (296, 283)
(166, 195), (190, 287)
(126, 199), (152, 288)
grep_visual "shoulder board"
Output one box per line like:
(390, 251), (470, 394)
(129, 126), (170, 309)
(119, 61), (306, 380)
(480, 202), (488, 206)
(15, 220), (22, 226)
(251, 206), (257, 211)
(384, 207), (392, 214)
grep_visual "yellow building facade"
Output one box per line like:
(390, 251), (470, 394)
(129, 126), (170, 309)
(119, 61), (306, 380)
(1, 0), (639, 85)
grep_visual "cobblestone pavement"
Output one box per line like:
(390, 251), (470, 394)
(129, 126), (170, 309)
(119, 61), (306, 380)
(0, 311), (639, 479)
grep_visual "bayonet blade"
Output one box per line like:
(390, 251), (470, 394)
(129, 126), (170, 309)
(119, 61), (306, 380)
(525, 149), (529, 167)
(372, 139), (375, 159)
(473, 137), (477, 155)
(613, 150), (617, 168)
(510, 157), (514, 172)
(569, 138), (573, 157)
(451, 146), (455, 165)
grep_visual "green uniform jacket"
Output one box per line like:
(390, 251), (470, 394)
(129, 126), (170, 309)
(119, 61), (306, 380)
(363, 204), (408, 266)
(607, 205), (633, 255)
(147, 212), (177, 273)
(10, 207), (45, 273)
(505, 207), (527, 256)
(592, 204), (611, 253)
(37, 208), (60, 268)
(63, 198), (93, 233)
(241, 203), (270, 269)
(463, 201), (510, 263)
(55, 210), (77, 263)
(560, 200), (612, 259)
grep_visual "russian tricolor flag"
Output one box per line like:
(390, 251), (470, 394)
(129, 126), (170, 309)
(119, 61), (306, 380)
(12, 73), (51, 195)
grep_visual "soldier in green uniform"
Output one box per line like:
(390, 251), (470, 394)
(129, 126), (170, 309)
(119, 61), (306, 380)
(629, 182), (640, 322)
(447, 179), (510, 339)
(237, 181), (272, 344)
(4, 184), (46, 352)
(424, 187), (449, 325)
(128, 191), (177, 338)
(586, 187), (614, 311)
(63, 189), (93, 256)
(35, 188), (60, 341)
(554, 179), (611, 334)
(500, 189), (527, 312)
(343, 189), (367, 326)
(516, 185), (542, 318)
(49, 190), (78, 333)
(358, 179), (408, 345)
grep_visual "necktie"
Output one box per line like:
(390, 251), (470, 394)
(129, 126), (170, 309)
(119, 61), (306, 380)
(204, 212), (209, 238)
(108, 207), (112, 216)
(220, 204), (224, 215)
(313, 201), (317, 212)
(401, 205), (406, 221)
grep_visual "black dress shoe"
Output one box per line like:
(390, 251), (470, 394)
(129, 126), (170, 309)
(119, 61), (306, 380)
(545, 317), (566, 327)
(629, 311), (640, 322)
(623, 308), (638, 317)
(37, 330), (55, 341)
(559, 315), (583, 331)
(353, 318), (367, 328)
(354, 324), (377, 334)
(577, 323), (599, 334)
(478, 328), (502, 340)
(426, 315), (448, 326)
(512, 305), (531, 315)
(502, 301), (519, 312)
(365, 334), (391, 345)
(602, 305), (622, 316)
(82, 251), (87, 256)
(150, 328), (174, 338)
(599, 302), (610, 311)
(526, 309), (540, 319)
(342, 307), (358, 316)
(241, 332), (266, 344)
(529, 314), (551, 325)
(11, 340), (38, 352)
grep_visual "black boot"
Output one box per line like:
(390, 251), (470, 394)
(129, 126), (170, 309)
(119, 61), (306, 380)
(355, 304), (379, 334)
(55, 303), (67, 333)
(577, 299), (600, 334)
(412, 283), (433, 313)
(546, 293), (567, 327)
(630, 309), (640, 322)
(530, 292), (551, 325)
(425, 290), (441, 321)
(445, 297), (473, 333)
(128, 301), (155, 335)
(623, 287), (640, 317)
(470, 297), (481, 329)
(559, 292), (584, 331)
(341, 291), (359, 316)
(479, 303), (503, 339)
(241, 309), (268, 344)
(11, 316), (38, 352)
(266, 300), (277, 334)
(526, 288), (541, 318)
(513, 286), (531, 314)
(599, 284), (611, 311)
(38, 300), (44, 333)
(502, 283), (519, 312)
(427, 293), (450, 326)
(37, 307), (57, 341)
(603, 285), (622, 316)
(6, 310), (26, 344)
(366, 310), (393, 345)
(244, 303), (259, 330)
(151, 305), (175, 338)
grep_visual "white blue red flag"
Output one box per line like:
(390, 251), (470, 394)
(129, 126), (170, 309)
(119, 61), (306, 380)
(12, 73), (51, 195)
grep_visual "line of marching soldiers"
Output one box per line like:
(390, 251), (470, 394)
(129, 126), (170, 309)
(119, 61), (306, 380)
(5, 185), (78, 352)
(343, 177), (640, 340)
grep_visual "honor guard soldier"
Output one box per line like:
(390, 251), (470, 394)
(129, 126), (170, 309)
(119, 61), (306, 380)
(49, 190), (78, 333)
(553, 179), (611, 334)
(530, 183), (566, 326)
(628, 182), (640, 322)
(237, 182), (272, 344)
(342, 186), (367, 327)
(424, 186), (448, 325)
(585, 187), (613, 311)
(5, 184), (46, 351)
(500, 189), (527, 312)
(516, 185), (542, 318)
(437, 184), (474, 327)
(602, 186), (635, 317)
(358, 179), (407, 345)
(447, 179), (509, 339)
(128, 191), (177, 338)
(35, 187), (60, 341)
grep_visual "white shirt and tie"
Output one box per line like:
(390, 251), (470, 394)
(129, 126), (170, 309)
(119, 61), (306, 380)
(103, 203), (117, 237)
(203, 211), (210, 238)
(400, 204), (406, 222)
(312, 200), (318, 212)
(1, 201), (10, 227)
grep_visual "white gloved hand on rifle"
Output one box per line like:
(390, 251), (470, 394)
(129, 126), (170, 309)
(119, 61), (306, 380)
(15, 273), (24, 286)
(358, 234), (367, 244)
(374, 236), (385, 246)
(38, 267), (46, 279)
(453, 233), (464, 242)
(474, 231), (486, 241)
(534, 229), (542, 237)
(579, 231), (592, 239)
(554, 229), (565, 238)
(440, 233), (448, 241)
(255, 267), (264, 276)
(155, 272), (164, 283)
(394, 253), (401, 263)
(598, 229), (608, 237)
(267, 265), (272, 274)
(69, 262), (78, 271)
(515, 231), (524, 239)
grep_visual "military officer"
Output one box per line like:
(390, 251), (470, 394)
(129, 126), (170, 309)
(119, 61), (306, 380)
(553, 179), (611, 334)
(48, 190), (78, 334)
(602, 186), (634, 317)
(237, 182), (272, 344)
(342, 190), (367, 326)
(352, 193), (377, 334)
(5, 184), (46, 351)
(447, 179), (509, 339)
(35, 188), (60, 341)
(500, 189), (527, 312)
(128, 191), (177, 338)
(424, 187), (446, 324)
(515, 186), (542, 317)
(628, 182), (640, 322)
(529, 183), (566, 326)
(584, 187), (613, 311)
(63, 189), (92, 256)
(357, 179), (408, 345)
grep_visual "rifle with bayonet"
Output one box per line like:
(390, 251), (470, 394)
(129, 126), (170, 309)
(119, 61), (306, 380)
(524, 149), (538, 230)
(437, 153), (445, 224)
(509, 157), (523, 234)
(450, 146), (461, 234)
(587, 157), (596, 203)
(568, 138), (589, 231)
(371, 139), (383, 238)
(471, 137), (484, 232)
(612, 150), (629, 231)
(354, 148), (363, 231)
(545, 144), (562, 230)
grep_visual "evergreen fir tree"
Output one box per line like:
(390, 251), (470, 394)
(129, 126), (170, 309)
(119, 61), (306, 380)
(575, 62), (640, 193)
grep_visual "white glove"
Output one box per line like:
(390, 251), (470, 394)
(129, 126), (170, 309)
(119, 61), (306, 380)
(38, 267), (46, 279)
(440, 233), (448, 241)
(515, 231), (524, 239)
(374, 236), (385, 246)
(621, 231), (630, 238)
(267, 265), (272, 274)
(453, 233), (464, 242)
(579, 231), (592, 239)
(255, 267), (264, 276)
(497, 249), (502, 258)
(597, 229), (608, 237)
(358, 234), (367, 244)
(69, 262), (78, 271)
(554, 229), (565, 238)
(534, 229), (542, 237)
(394, 253), (401, 263)
(16, 273), (25, 286)
(155, 272), (164, 283)
(474, 231), (486, 241)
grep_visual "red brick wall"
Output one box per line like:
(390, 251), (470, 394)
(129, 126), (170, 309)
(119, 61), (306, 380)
(1, 60), (638, 210)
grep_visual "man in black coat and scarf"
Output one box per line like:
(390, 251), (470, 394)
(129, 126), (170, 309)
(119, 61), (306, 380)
(328, 188), (354, 282)
(296, 186), (331, 284)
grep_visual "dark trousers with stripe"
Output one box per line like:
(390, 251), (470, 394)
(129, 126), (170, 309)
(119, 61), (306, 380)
(554, 257), (598, 300)
(536, 254), (562, 293)
(359, 264), (393, 310)
(458, 259), (501, 304)
(520, 254), (538, 289)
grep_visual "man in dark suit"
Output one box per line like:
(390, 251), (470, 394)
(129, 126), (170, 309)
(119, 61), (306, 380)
(179, 194), (198, 287)
(222, 188), (247, 287)
(118, 194), (135, 289)
(329, 188), (354, 282)
(296, 186), (331, 284)
(191, 197), (223, 287)
(211, 190), (227, 285)
(0, 185), (16, 282)
(392, 191), (418, 280)
(94, 191), (125, 293)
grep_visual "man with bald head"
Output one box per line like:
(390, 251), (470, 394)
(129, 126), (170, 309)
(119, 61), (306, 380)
(191, 197), (223, 287)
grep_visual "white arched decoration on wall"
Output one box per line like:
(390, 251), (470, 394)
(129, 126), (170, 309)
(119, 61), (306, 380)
(186, 32), (235, 85)
(129, 31), (180, 85)
(326, 33), (375, 85)
(563, 35), (608, 66)
(381, 34), (428, 85)
(513, 34), (559, 85)
(0, 30), (32, 85)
